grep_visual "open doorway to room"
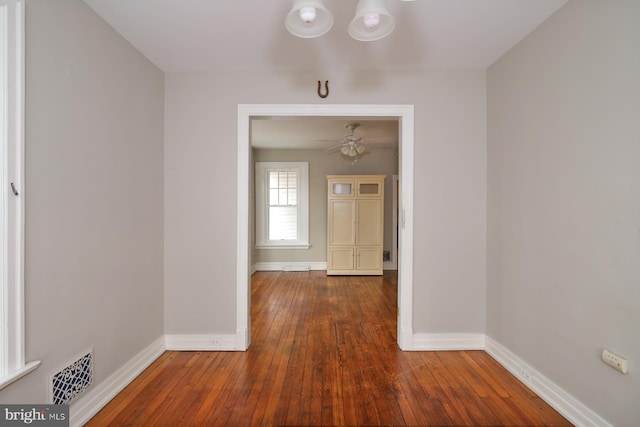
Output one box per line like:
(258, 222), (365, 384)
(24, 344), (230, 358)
(236, 105), (414, 351)
(251, 117), (398, 273)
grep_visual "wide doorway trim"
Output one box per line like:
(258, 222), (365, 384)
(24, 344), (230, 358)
(236, 104), (414, 350)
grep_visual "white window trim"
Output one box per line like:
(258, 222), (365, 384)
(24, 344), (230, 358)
(255, 162), (310, 249)
(0, 0), (40, 390)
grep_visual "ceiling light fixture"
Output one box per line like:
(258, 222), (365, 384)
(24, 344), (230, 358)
(286, 0), (397, 41)
(285, 0), (334, 38)
(323, 123), (372, 163)
(340, 143), (366, 158)
(349, 0), (395, 41)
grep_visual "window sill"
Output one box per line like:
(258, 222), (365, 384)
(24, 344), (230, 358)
(0, 360), (41, 391)
(255, 244), (311, 250)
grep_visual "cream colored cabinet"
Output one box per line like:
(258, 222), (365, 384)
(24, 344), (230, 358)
(327, 175), (385, 275)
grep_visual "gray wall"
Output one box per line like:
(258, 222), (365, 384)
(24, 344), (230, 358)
(487, 0), (640, 425)
(253, 147), (398, 265)
(4, 1), (632, 424)
(164, 70), (487, 335)
(0, 0), (164, 403)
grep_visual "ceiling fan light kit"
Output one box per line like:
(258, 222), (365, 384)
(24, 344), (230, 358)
(325, 122), (370, 162)
(286, 0), (399, 41)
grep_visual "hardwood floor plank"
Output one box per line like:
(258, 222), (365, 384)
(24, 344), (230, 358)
(84, 352), (177, 426)
(424, 351), (504, 426)
(185, 352), (247, 425)
(103, 351), (198, 425)
(140, 352), (221, 425)
(459, 352), (511, 398)
(86, 271), (573, 427)
(436, 352), (500, 400)
(398, 353), (455, 426)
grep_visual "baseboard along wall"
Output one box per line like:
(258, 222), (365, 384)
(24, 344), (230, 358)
(69, 336), (165, 427)
(69, 333), (611, 427)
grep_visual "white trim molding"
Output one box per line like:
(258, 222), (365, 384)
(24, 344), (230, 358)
(238, 104), (415, 352)
(69, 336), (166, 427)
(411, 333), (486, 351)
(0, 360), (39, 390)
(165, 334), (238, 351)
(485, 336), (613, 427)
(63, 333), (611, 427)
(0, 0), (33, 387)
(387, 174), (399, 271)
(253, 262), (327, 272)
(255, 161), (310, 249)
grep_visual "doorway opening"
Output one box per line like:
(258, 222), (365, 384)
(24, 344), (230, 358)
(237, 104), (414, 350)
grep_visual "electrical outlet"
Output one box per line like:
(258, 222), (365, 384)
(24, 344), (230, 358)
(211, 339), (222, 346)
(602, 349), (629, 374)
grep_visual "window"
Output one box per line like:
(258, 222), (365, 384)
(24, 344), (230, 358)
(0, 0), (38, 390)
(255, 162), (309, 248)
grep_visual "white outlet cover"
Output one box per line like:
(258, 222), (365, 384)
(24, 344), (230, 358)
(602, 349), (629, 374)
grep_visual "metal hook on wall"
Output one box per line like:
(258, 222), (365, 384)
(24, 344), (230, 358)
(317, 80), (329, 98)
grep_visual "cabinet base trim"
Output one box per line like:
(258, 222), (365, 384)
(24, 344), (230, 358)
(326, 270), (383, 276)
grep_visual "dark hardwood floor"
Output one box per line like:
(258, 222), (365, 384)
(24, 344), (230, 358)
(86, 271), (572, 426)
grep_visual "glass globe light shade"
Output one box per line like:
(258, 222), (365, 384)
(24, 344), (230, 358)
(341, 146), (350, 155)
(356, 144), (366, 154)
(348, 0), (395, 41)
(285, 0), (333, 38)
(348, 146), (357, 157)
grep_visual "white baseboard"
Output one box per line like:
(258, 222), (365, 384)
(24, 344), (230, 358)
(253, 261), (327, 272)
(397, 326), (414, 350)
(411, 333), (486, 350)
(69, 336), (166, 427)
(383, 260), (397, 270)
(66, 331), (611, 427)
(235, 328), (250, 351)
(485, 336), (612, 427)
(253, 262), (398, 272)
(165, 334), (238, 351)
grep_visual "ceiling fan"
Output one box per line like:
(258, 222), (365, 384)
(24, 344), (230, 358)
(323, 123), (368, 159)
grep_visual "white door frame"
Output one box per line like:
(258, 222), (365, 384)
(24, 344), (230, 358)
(382, 174), (399, 272)
(236, 104), (414, 350)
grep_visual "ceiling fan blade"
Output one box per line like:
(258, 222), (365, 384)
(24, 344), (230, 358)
(361, 137), (390, 141)
(324, 144), (346, 153)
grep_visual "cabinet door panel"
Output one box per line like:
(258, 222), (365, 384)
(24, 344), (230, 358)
(356, 247), (382, 271)
(328, 200), (355, 246)
(356, 199), (382, 246)
(328, 178), (355, 197)
(356, 180), (383, 197)
(329, 248), (354, 270)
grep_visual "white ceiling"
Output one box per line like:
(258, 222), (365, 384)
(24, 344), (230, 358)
(81, 0), (568, 73)
(80, 0), (568, 150)
(251, 118), (399, 150)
